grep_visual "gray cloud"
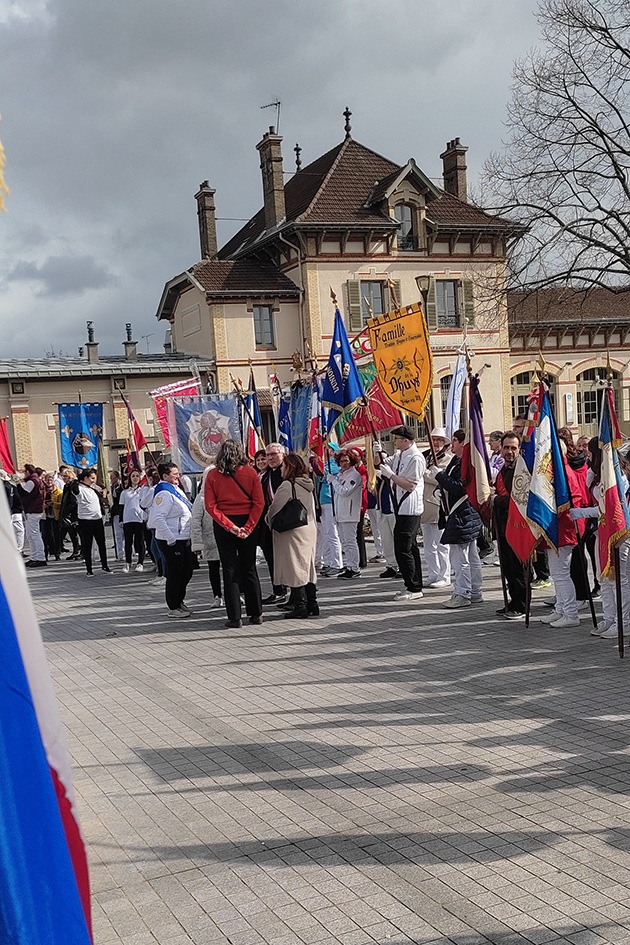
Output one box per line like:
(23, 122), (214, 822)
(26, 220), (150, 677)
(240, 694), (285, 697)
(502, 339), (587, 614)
(0, 0), (542, 357)
(5, 254), (115, 297)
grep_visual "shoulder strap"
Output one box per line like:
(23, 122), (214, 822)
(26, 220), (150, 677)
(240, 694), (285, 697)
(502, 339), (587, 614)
(229, 469), (253, 502)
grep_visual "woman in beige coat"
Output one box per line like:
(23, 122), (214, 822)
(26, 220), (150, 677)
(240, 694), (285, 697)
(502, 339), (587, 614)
(266, 452), (319, 618)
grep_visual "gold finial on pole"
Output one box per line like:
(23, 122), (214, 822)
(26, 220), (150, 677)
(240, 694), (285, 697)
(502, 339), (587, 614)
(330, 286), (338, 307)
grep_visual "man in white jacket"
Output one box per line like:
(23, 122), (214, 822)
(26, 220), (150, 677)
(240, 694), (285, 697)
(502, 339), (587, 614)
(375, 426), (426, 601)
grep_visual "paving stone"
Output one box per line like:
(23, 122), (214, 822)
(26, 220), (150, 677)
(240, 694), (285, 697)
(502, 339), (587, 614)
(28, 554), (630, 944)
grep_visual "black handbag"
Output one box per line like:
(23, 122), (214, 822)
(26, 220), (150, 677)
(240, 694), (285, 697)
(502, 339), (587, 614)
(271, 482), (308, 533)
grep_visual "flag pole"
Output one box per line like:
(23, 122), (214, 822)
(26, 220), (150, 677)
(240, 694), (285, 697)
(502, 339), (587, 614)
(229, 373), (261, 447)
(614, 545), (624, 658)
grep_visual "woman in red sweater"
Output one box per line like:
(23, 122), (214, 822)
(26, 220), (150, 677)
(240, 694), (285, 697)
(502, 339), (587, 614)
(205, 439), (265, 628)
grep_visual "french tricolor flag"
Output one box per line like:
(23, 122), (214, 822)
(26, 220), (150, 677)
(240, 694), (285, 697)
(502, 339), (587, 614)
(0, 490), (92, 943)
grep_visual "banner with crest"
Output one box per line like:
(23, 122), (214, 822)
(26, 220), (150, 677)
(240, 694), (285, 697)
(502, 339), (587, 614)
(367, 302), (433, 420)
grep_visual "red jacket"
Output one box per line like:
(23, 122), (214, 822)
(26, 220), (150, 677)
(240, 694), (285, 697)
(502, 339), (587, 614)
(205, 465), (264, 536)
(554, 459), (584, 548)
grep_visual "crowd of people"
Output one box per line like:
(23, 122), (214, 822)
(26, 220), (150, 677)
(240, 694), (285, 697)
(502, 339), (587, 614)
(3, 418), (625, 637)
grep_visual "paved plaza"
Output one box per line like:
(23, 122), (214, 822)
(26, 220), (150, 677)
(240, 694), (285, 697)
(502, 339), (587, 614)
(28, 549), (630, 945)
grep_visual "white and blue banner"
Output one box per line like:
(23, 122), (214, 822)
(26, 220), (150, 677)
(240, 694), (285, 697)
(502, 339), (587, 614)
(168, 395), (240, 473)
(58, 403), (103, 469)
(444, 354), (467, 438)
(277, 397), (292, 451)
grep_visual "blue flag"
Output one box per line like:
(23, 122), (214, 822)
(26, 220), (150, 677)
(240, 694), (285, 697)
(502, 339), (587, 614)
(526, 388), (571, 550)
(58, 403), (103, 468)
(290, 382), (311, 455)
(321, 308), (364, 431)
(170, 395), (240, 473)
(277, 397), (292, 451)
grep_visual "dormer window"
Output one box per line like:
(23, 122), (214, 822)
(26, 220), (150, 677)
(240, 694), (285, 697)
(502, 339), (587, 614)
(394, 203), (416, 251)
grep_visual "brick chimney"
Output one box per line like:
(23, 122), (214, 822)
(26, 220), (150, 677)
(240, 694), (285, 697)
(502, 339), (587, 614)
(256, 126), (286, 230)
(123, 322), (138, 359)
(440, 138), (468, 201)
(195, 181), (218, 259)
(86, 321), (99, 363)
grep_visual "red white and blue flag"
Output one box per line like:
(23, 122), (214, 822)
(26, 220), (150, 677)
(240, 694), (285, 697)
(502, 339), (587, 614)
(461, 374), (491, 516)
(244, 368), (264, 461)
(598, 387), (630, 578)
(308, 375), (325, 466)
(505, 383), (542, 562)
(526, 385), (570, 550)
(0, 489), (92, 943)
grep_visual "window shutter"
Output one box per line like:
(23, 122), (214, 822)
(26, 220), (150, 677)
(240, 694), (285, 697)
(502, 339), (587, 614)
(461, 279), (475, 327)
(347, 280), (363, 332)
(425, 275), (438, 329)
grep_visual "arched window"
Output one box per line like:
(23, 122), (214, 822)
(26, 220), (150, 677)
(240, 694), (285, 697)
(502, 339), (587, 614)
(394, 203), (416, 251)
(576, 367), (620, 434)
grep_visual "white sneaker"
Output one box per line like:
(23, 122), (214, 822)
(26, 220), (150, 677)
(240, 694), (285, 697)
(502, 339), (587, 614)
(471, 595), (484, 603)
(167, 608), (190, 618)
(210, 596), (223, 609)
(577, 599), (588, 611)
(180, 602), (193, 614)
(591, 621), (611, 637)
(150, 576), (166, 587)
(550, 615), (580, 628)
(542, 596), (557, 608)
(394, 590), (423, 601)
(600, 626), (620, 639)
(540, 611), (561, 624)
(443, 594), (471, 609)
(135, 564), (144, 573)
(122, 564), (130, 573)
(428, 579), (451, 588)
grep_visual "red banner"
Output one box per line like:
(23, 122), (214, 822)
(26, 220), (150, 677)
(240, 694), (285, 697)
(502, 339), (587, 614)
(0, 418), (15, 473)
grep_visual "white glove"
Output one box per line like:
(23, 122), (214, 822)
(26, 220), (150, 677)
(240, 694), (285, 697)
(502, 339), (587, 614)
(379, 465), (393, 479)
(326, 473), (335, 483)
(372, 440), (384, 455)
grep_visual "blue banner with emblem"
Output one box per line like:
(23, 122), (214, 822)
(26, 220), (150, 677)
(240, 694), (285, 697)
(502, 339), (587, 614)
(168, 395), (240, 473)
(58, 404), (103, 469)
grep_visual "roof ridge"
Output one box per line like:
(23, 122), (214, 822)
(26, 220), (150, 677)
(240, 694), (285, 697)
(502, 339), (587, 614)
(296, 137), (352, 223)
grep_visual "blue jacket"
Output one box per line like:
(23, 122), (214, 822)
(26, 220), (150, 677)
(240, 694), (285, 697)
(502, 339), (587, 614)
(435, 456), (481, 544)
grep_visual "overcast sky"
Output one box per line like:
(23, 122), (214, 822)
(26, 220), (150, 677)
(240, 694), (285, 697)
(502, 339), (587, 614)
(0, 0), (542, 359)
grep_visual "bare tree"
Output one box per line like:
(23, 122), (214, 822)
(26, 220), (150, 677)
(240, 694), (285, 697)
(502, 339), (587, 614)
(481, 0), (630, 293)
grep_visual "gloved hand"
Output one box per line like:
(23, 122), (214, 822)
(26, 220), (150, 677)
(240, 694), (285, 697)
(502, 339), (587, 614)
(326, 473), (336, 484)
(372, 440), (384, 454)
(379, 465), (393, 479)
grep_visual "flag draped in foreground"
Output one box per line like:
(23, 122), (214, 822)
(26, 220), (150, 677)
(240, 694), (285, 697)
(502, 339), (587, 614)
(0, 489), (92, 943)
(505, 385), (542, 562)
(526, 386), (570, 550)
(461, 374), (491, 515)
(598, 387), (630, 578)
(321, 308), (364, 431)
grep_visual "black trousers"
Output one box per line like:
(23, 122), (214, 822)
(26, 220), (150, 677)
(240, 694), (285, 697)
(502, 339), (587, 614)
(393, 515), (422, 592)
(42, 517), (61, 558)
(533, 547), (550, 581)
(258, 519), (286, 595)
(61, 522), (80, 555)
(570, 542), (590, 601)
(356, 514), (367, 569)
(498, 533), (527, 612)
(214, 516), (262, 622)
(78, 518), (108, 573)
(123, 522), (146, 565)
(207, 560), (222, 598)
(157, 539), (195, 611)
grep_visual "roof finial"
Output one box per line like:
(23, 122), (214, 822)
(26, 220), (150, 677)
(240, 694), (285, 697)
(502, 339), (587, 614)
(343, 106), (352, 139)
(294, 142), (302, 172)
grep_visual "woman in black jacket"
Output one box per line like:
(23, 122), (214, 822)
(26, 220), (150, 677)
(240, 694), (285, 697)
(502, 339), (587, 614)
(436, 429), (483, 609)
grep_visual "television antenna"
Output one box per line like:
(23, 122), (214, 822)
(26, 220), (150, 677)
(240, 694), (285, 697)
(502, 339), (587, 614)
(261, 99), (281, 133)
(141, 333), (154, 354)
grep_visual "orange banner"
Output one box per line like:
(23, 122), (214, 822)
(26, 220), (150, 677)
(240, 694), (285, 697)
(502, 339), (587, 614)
(367, 302), (433, 419)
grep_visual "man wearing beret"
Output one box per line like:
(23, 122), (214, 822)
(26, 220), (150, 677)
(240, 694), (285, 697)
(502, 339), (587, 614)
(374, 426), (426, 601)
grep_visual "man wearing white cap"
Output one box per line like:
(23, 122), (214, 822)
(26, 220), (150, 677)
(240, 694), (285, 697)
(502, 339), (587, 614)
(422, 428), (452, 587)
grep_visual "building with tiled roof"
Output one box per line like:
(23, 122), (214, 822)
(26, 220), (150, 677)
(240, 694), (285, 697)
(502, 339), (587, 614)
(155, 116), (522, 436)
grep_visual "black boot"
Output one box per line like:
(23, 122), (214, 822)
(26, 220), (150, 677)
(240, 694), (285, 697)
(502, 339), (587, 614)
(306, 582), (319, 616)
(284, 587), (308, 619)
